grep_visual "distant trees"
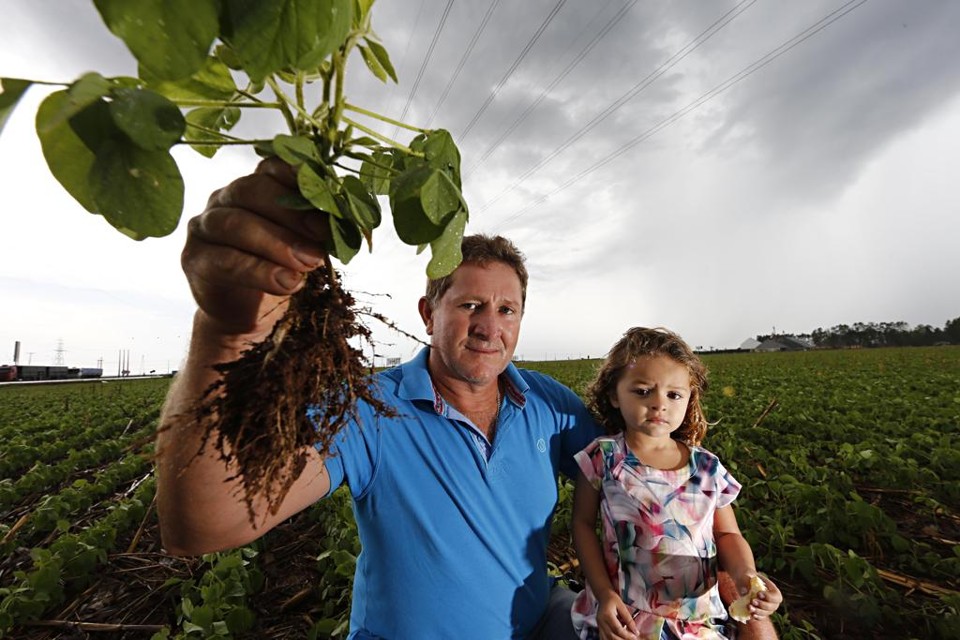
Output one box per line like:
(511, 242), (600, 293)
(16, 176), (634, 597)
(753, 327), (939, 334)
(946, 317), (960, 344)
(796, 318), (960, 349)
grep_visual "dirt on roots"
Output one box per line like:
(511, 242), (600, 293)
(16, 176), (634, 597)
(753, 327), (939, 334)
(195, 266), (394, 521)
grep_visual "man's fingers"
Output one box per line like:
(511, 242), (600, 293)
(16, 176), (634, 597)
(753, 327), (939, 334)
(183, 210), (320, 298)
(208, 170), (331, 244)
(256, 155), (298, 188)
(190, 207), (325, 271)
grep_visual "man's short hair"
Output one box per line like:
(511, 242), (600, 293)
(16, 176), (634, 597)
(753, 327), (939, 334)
(424, 234), (528, 310)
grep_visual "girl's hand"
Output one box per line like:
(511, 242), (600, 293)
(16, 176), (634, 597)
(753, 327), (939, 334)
(596, 593), (639, 640)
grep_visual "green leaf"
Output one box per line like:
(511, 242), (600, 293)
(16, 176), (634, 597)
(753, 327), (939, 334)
(422, 129), (460, 181)
(427, 209), (467, 278)
(109, 88), (185, 150)
(188, 604), (215, 630)
(36, 73), (112, 136)
(341, 175), (381, 230)
(364, 38), (397, 83)
(329, 216), (361, 264)
(358, 45), (387, 83)
(0, 77), (32, 135)
(90, 138), (184, 239)
(93, 0), (220, 81)
(183, 106), (240, 158)
(141, 56), (238, 102)
(420, 169), (463, 224)
(359, 149), (395, 195)
(297, 164), (341, 217)
(390, 164), (446, 245)
(353, 0), (375, 25)
(35, 91), (106, 212)
(214, 43), (244, 70)
(224, 607), (256, 632)
(221, 0), (354, 82)
(274, 134), (321, 167)
(347, 136), (381, 149)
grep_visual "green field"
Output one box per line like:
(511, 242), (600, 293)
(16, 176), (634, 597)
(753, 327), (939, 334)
(1, 347), (958, 639)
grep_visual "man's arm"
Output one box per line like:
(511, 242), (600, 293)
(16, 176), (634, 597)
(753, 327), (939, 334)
(156, 158), (333, 555)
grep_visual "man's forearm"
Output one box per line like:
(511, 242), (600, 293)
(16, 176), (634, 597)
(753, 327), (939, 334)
(155, 311), (275, 554)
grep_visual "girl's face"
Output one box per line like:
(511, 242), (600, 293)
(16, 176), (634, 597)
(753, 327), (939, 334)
(611, 354), (692, 440)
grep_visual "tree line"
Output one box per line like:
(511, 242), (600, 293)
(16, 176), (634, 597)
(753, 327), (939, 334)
(755, 317), (960, 349)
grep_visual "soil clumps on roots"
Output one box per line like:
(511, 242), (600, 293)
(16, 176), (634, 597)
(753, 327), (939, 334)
(195, 265), (394, 521)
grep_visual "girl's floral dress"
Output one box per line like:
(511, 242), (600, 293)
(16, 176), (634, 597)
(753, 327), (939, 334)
(571, 434), (741, 640)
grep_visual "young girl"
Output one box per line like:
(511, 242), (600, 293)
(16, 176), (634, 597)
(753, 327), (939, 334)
(571, 327), (781, 640)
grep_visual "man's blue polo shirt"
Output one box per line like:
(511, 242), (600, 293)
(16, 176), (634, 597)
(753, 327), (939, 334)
(317, 347), (599, 639)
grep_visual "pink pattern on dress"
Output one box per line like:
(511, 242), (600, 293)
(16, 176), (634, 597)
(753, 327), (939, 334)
(571, 434), (741, 640)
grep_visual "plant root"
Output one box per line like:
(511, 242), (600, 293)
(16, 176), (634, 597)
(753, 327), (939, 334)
(196, 267), (393, 522)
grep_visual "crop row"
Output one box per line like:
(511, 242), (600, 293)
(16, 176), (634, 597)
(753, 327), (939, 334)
(0, 379), (167, 478)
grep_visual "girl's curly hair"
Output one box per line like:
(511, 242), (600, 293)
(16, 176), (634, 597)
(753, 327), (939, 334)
(587, 327), (710, 446)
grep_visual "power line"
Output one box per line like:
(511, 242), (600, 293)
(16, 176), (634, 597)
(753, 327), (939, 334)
(468, 0), (638, 172)
(385, 0), (428, 118)
(495, 0), (869, 229)
(393, 0), (456, 138)
(425, 0), (502, 129)
(477, 0), (757, 215)
(458, 0), (568, 140)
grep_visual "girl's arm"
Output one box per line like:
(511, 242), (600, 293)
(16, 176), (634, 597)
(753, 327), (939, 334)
(714, 505), (783, 622)
(572, 471), (638, 640)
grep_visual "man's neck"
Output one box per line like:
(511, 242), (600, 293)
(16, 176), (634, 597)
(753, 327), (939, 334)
(428, 363), (502, 440)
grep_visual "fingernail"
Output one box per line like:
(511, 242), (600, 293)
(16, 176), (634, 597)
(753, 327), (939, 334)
(276, 269), (304, 291)
(292, 244), (322, 267)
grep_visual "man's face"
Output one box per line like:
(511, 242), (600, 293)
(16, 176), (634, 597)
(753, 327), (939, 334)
(419, 261), (523, 387)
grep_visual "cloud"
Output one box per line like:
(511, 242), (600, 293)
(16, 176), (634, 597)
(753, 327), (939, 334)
(2, 0), (958, 360)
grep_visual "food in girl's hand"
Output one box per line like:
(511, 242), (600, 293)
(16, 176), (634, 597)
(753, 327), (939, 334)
(729, 575), (767, 623)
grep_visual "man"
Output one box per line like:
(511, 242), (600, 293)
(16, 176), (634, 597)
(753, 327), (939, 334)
(157, 158), (781, 639)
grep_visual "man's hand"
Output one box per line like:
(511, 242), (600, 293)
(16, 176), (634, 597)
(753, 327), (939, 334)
(181, 156), (331, 341)
(157, 157), (334, 555)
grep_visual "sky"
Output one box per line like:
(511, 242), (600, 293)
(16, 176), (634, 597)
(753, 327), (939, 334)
(2, 0), (959, 373)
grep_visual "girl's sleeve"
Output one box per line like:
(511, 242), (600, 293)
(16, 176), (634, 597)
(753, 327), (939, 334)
(573, 438), (605, 490)
(715, 458), (742, 509)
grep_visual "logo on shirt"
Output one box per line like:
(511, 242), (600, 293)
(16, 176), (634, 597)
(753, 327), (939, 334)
(536, 438), (546, 453)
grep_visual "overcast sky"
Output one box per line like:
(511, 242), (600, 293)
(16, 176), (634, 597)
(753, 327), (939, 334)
(2, 0), (959, 372)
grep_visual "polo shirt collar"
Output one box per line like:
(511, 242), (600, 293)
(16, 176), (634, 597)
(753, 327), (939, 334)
(398, 347), (529, 413)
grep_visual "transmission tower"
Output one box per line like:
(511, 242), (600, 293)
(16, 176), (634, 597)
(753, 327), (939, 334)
(54, 338), (66, 365)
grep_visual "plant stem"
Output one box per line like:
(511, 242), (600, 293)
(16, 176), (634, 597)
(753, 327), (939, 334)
(266, 77), (298, 133)
(175, 99), (281, 109)
(236, 88), (266, 103)
(177, 139), (273, 147)
(183, 121), (245, 142)
(268, 77), (324, 132)
(343, 103), (427, 134)
(295, 71), (306, 134)
(341, 116), (419, 155)
(330, 50), (347, 148)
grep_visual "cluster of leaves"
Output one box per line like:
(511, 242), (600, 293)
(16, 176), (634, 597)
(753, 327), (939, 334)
(699, 347), (960, 638)
(0, 381), (164, 479)
(308, 488), (359, 638)
(152, 548), (264, 639)
(0, 452), (151, 555)
(0, 0), (468, 276)
(0, 476), (155, 636)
